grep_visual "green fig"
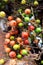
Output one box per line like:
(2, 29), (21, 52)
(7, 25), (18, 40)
(21, 49), (28, 55)
(24, 17), (30, 22)
(10, 36), (15, 40)
(35, 27), (42, 33)
(17, 54), (22, 59)
(36, 19), (40, 23)
(18, 23), (24, 27)
(13, 44), (20, 50)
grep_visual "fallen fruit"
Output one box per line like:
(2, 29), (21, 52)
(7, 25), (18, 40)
(3, 0), (8, 3)
(5, 47), (11, 53)
(10, 36), (15, 40)
(17, 54), (22, 59)
(9, 20), (17, 27)
(8, 16), (14, 21)
(20, 49), (28, 55)
(9, 51), (16, 58)
(28, 25), (35, 31)
(24, 39), (29, 45)
(18, 22), (24, 27)
(25, 9), (31, 14)
(5, 33), (11, 39)
(0, 59), (5, 64)
(35, 27), (42, 33)
(10, 41), (15, 46)
(34, 1), (39, 6)
(0, 11), (6, 18)
(24, 17), (30, 22)
(16, 17), (22, 24)
(5, 39), (10, 45)
(17, 37), (22, 43)
(41, 60), (43, 65)
(22, 32), (29, 39)
(13, 44), (20, 50)
(21, 0), (26, 4)
(36, 19), (40, 24)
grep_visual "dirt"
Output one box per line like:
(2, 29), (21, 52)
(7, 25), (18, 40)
(0, 30), (6, 59)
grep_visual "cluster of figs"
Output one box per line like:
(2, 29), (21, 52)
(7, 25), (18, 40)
(4, 8), (42, 59)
